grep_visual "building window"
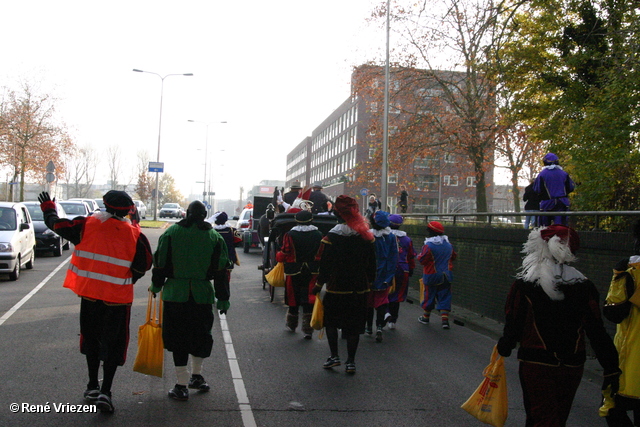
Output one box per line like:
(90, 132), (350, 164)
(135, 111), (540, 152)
(466, 176), (476, 187)
(389, 126), (398, 136)
(444, 153), (455, 163)
(450, 176), (459, 186)
(369, 148), (376, 159)
(370, 102), (378, 113)
(414, 156), (439, 169)
(415, 174), (438, 191)
(388, 173), (398, 184)
(413, 197), (439, 214)
(390, 105), (401, 114)
(443, 175), (451, 186)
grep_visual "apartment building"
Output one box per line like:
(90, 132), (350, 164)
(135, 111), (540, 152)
(285, 65), (494, 214)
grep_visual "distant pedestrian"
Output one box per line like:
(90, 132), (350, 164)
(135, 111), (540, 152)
(387, 214), (416, 329)
(314, 195), (376, 375)
(601, 220), (640, 426)
(533, 152), (575, 226)
(397, 185), (409, 213)
(418, 221), (456, 329)
(523, 181), (541, 229)
(151, 201), (230, 402)
(276, 210), (323, 339)
(365, 194), (381, 221)
(497, 225), (620, 426)
(309, 182), (330, 214)
(365, 210), (398, 342)
(38, 190), (153, 413)
(208, 211), (242, 302)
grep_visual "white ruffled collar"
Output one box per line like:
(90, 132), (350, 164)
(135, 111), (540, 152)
(291, 225), (319, 232)
(424, 235), (449, 245)
(213, 224), (229, 230)
(391, 229), (407, 237)
(329, 223), (359, 236)
(371, 227), (391, 237)
(543, 164), (563, 171)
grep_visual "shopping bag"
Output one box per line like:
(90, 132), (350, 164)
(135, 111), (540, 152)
(419, 278), (425, 305)
(310, 295), (324, 330)
(461, 346), (508, 427)
(265, 262), (285, 287)
(133, 291), (164, 378)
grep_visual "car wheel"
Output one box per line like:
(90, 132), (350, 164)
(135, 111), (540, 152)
(9, 255), (20, 281)
(243, 240), (250, 253)
(53, 238), (62, 257)
(25, 249), (35, 269)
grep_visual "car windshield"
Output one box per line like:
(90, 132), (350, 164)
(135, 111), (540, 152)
(60, 203), (86, 215)
(0, 208), (17, 230)
(163, 204), (178, 209)
(25, 204), (44, 221)
(242, 210), (252, 220)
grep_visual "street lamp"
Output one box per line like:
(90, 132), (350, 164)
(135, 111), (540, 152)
(133, 68), (193, 221)
(187, 120), (227, 211)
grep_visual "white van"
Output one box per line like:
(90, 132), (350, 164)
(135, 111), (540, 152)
(0, 202), (36, 280)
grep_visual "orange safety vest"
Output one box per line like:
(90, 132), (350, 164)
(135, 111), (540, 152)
(64, 216), (141, 304)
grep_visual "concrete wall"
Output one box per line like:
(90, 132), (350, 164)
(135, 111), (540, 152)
(402, 224), (634, 325)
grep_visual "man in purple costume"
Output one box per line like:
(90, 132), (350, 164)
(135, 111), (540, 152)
(533, 153), (575, 226)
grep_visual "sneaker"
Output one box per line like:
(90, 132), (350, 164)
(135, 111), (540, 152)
(442, 319), (450, 329)
(365, 327), (373, 335)
(375, 326), (383, 343)
(83, 387), (100, 402)
(168, 384), (189, 401)
(323, 356), (341, 369)
(387, 322), (396, 330)
(384, 312), (392, 325)
(418, 315), (430, 325)
(303, 333), (312, 340)
(345, 361), (356, 374)
(96, 393), (114, 413)
(188, 374), (210, 392)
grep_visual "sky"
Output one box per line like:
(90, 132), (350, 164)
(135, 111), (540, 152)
(2, 0), (384, 201)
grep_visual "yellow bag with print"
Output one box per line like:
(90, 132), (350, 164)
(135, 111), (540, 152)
(133, 292), (164, 378)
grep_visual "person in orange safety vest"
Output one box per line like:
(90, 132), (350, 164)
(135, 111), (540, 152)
(39, 190), (152, 413)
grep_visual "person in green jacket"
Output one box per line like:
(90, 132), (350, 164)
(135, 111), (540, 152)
(151, 200), (230, 401)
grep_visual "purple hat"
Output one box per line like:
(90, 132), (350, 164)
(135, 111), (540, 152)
(389, 214), (403, 227)
(543, 153), (559, 165)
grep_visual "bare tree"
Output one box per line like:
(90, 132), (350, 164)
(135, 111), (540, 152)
(135, 150), (153, 202)
(106, 145), (122, 190)
(61, 144), (98, 198)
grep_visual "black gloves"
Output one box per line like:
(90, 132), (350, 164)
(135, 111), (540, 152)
(602, 370), (621, 397)
(496, 338), (513, 358)
(38, 191), (55, 204)
(614, 258), (630, 272)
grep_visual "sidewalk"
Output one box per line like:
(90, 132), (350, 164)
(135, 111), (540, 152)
(406, 287), (605, 384)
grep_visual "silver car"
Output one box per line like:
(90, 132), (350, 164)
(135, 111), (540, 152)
(0, 202), (36, 280)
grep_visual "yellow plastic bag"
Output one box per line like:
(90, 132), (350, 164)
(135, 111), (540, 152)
(310, 295), (324, 330)
(419, 278), (425, 305)
(461, 346), (508, 427)
(133, 292), (164, 378)
(266, 262), (285, 287)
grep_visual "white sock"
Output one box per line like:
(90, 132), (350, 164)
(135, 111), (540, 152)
(175, 365), (190, 386)
(191, 357), (204, 376)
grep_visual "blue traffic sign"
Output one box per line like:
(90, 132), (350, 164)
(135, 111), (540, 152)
(360, 188), (369, 196)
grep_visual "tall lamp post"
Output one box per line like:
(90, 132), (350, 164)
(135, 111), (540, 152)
(133, 69), (193, 221)
(187, 120), (227, 211)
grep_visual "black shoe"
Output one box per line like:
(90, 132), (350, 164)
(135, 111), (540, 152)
(442, 319), (450, 329)
(96, 393), (114, 413)
(168, 384), (189, 401)
(323, 356), (341, 369)
(345, 361), (356, 374)
(188, 374), (210, 392)
(418, 315), (430, 325)
(84, 387), (100, 402)
(375, 326), (383, 343)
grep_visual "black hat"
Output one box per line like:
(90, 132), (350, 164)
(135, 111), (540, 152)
(187, 200), (207, 221)
(295, 210), (313, 224)
(290, 180), (302, 190)
(103, 190), (134, 217)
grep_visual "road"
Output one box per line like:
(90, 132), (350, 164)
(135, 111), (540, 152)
(0, 226), (608, 426)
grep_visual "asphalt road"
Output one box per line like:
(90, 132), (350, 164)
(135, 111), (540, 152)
(0, 227), (609, 426)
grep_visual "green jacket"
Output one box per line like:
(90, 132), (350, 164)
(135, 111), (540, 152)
(151, 222), (230, 304)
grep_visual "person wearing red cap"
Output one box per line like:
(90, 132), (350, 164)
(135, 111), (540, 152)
(313, 195), (376, 374)
(497, 225), (620, 426)
(417, 221), (457, 329)
(38, 190), (153, 413)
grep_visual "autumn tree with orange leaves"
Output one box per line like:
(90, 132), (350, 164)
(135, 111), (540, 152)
(0, 82), (73, 201)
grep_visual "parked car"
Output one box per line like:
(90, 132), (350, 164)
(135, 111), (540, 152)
(69, 198), (100, 215)
(133, 200), (147, 219)
(94, 198), (105, 210)
(236, 208), (252, 231)
(58, 200), (92, 218)
(0, 202), (36, 280)
(159, 203), (183, 219)
(23, 201), (70, 257)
